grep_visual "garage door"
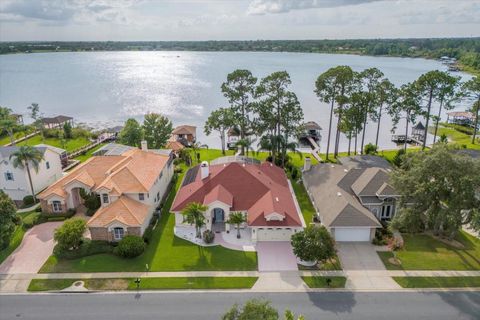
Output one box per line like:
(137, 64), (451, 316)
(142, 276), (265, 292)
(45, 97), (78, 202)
(256, 228), (293, 241)
(334, 228), (371, 242)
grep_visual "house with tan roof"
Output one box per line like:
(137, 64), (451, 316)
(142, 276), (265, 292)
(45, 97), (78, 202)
(170, 125), (196, 147)
(303, 156), (399, 242)
(171, 157), (305, 242)
(38, 143), (174, 242)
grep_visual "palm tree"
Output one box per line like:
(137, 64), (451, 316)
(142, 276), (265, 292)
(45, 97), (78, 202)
(9, 146), (44, 203)
(0, 107), (19, 145)
(181, 202), (208, 238)
(236, 138), (255, 156)
(227, 211), (246, 239)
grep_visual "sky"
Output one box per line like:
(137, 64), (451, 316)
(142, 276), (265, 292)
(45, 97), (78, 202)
(0, 0), (479, 41)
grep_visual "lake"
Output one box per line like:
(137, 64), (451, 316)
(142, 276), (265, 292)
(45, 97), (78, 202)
(0, 51), (473, 151)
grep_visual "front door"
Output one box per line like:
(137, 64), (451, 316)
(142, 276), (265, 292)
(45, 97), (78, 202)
(213, 208), (224, 223)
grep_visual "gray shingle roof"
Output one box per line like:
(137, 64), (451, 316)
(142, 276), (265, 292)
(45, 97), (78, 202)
(303, 164), (381, 228)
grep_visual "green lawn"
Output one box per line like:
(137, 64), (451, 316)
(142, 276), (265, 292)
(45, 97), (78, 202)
(433, 125), (480, 150)
(0, 211), (40, 264)
(190, 148), (318, 168)
(39, 167), (258, 273)
(302, 276), (346, 288)
(378, 231), (480, 270)
(17, 135), (91, 152)
(28, 277), (258, 291)
(393, 276), (480, 288)
(127, 277), (258, 290)
(74, 143), (107, 162)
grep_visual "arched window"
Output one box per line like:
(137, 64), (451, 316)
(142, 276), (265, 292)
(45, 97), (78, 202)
(113, 227), (124, 240)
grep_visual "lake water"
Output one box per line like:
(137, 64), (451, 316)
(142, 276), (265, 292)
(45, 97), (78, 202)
(0, 51), (473, 152)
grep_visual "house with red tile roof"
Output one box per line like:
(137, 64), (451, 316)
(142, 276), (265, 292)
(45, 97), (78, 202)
(171, 158), (305, 242)
(38, 143), (174, 242)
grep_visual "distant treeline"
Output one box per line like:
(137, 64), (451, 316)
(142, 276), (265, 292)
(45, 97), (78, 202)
(1, 38), (479, 72)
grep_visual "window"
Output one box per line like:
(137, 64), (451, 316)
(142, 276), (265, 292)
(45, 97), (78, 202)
(52, 201), (63, 212)
(102, 194), (109, 204)
(139, 193), (145, 201)
(113, 227), (124, 240)
(46, 161), (50, 169)
(4, 172), (14, 181)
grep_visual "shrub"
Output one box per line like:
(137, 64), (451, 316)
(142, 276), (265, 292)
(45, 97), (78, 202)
(79, 189), (100, 214)
(54, 239), (113, 259)
(114, 235), (145, 258)
(71, 127), (92, 139)
(44, 128), (62, 138)
(53, 218), (86, 251)
(392, 149), (406, 167)
(22, 195), (36, 206)
(22, 212), (41, 229)
(290, 167), (299, 180)
(364, 143), (378, 155)
(0, 191), (17, 249)
(174, 166), (183, 174)
(143, 225), (154, 244)
(63, 122), (73, 139)
(35, 206), (42, 212)
(203, 229), (215, 244)
(12, 215), (22, 226)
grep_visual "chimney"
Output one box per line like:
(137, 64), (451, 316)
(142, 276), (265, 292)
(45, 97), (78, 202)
(303, 156), (311, 171)
(200, 161), (209, 179)
(141, 140), (148, 151)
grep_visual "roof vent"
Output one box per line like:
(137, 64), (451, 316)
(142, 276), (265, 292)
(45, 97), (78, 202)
(337, 192), (342, 197)
(275, 197), (279, 202)
(331, 165), (335, 168)
(344, 169), (348, 172)
(242, 163), (246, 167)
(270, 163), (273, 167)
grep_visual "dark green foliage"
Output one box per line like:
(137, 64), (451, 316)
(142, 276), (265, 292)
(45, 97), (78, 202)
(392, 148), (406, 167)
(54, 218), (87, 251)
(0, 191), (17, 249)
(222, 299), (279, 320)
(119, 118), (143, 147)
(54, 239), (113, 259)
(43, 128), (63, 138)
(291, 225), (336, 264)
(63, 122), (73, 139)
(442, 123), (474, 135)
(203, 229), (215, 244)
(22, 195), (35, 206)
(79, 189), (100, 215)
(143, 113), (173, 149)
(114, 235), (146, 258)
(364, 143), (378, 155)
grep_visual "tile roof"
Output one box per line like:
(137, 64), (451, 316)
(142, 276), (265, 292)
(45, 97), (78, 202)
(172, 162), (303, 227)
(87, 195), (150, 227)
(38, 148), (169, 200)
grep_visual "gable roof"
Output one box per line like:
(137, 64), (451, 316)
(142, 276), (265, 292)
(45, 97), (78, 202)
(41, 115), (73, 124)
(172, 125), (196, 136)
(351, 168), (391, 196)
(87, 196), (150, 227)
(172, 162), (303, 227)
(303, 164), (382, 228)
(38, 148), (170, 200)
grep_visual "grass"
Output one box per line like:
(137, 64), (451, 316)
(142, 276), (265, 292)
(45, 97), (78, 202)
(127, 277), (258, 290)
(39, 166), (258, 273)
(0, 210), (40, 264)
(431, 125), (480, 150)
(393, 276), (480, 288)
(290, 177), (316, 225)
(17, 135), (91, 152)
(28, 277), (258, 292)
(28, 279), (75, 292)
(378, 231), (480, 270)
(189, 148), (318, 168)
(302, 276), (346, 288)
(74, 143), (107, 162)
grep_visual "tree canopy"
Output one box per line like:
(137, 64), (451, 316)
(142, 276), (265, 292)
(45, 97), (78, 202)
(119, 118), (143, 147)
(0, 191), (17, 250)
(142, 113), (172, 149)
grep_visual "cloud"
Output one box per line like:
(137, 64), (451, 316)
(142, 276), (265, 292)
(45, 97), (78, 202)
(0, 0), (139, 24)
(247, 0), (381, 15)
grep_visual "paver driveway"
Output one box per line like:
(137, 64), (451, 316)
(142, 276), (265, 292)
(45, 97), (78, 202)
(337, 242), (400, 289)
(0, 222), (62, 274)
(256, 242), (298, 272)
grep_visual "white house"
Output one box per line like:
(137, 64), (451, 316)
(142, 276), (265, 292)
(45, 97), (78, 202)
(0, 145), (65, 204)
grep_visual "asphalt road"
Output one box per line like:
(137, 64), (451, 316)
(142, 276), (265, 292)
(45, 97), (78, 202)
(1, 291), (479, 320)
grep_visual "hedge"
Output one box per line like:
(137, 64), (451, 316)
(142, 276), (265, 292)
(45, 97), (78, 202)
(53, 240), (113, 260)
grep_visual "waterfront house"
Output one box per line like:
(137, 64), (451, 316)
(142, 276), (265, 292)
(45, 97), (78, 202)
(171, 156), (305, 242)
(41, 115), (74, 129)
(38, 142), (174, 241)
(303, 156), (399, 242)
(171, 125), (196, 147)
(1, 145), (65, 205)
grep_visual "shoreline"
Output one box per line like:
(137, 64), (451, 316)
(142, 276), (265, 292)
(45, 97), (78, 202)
(1, 49), (478, 76)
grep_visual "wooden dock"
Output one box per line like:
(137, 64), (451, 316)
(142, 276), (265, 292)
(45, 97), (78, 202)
(306, 136), (322, 162)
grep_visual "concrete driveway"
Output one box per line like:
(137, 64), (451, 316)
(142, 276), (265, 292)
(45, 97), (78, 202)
(256, 242), (298, 272)
(336, 242), (400, 289)
(0, 222), (62, 274)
